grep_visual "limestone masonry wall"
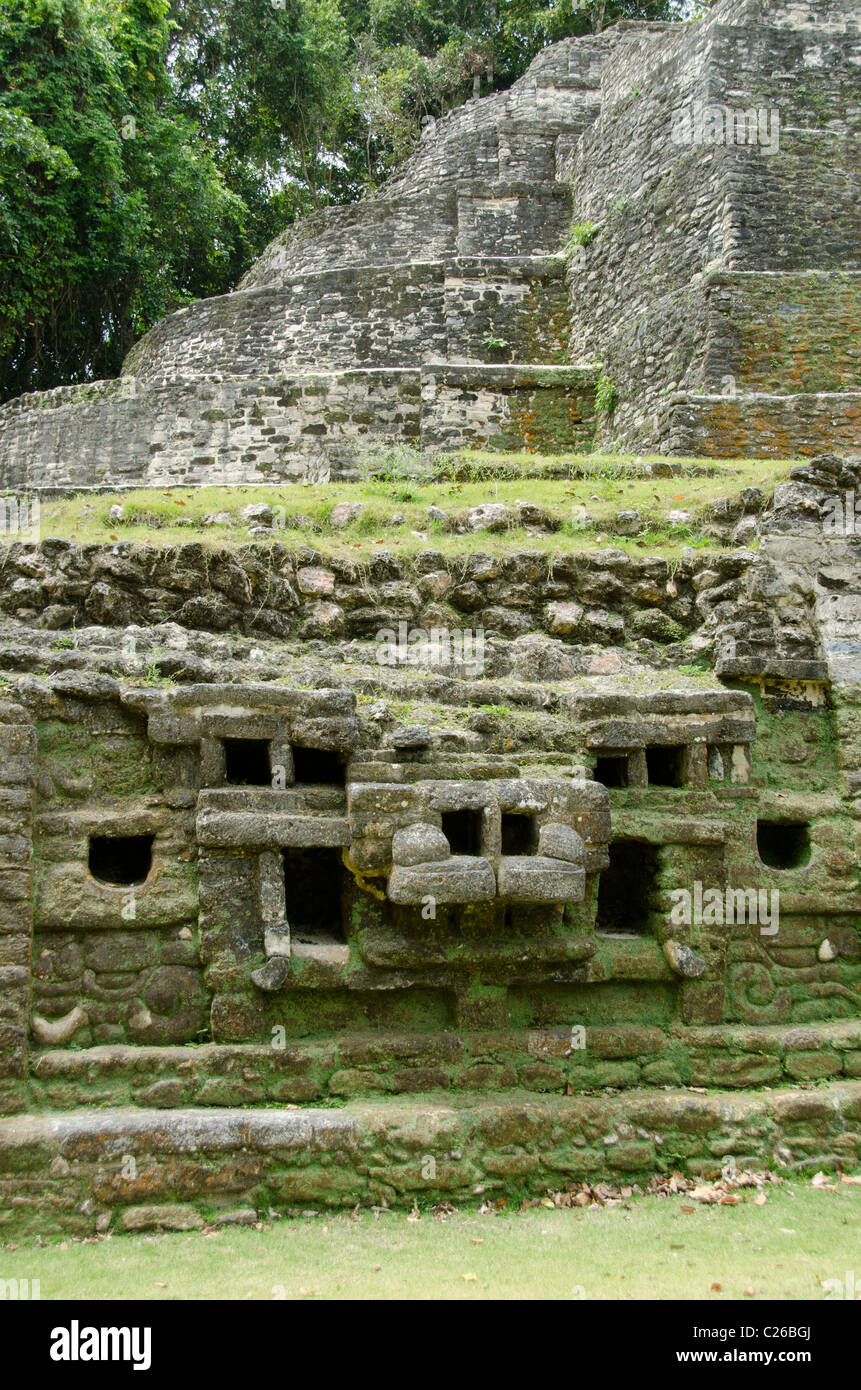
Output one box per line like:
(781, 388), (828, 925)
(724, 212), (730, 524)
(0, 366), (597, 489)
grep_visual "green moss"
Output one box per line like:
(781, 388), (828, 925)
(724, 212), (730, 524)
(36, 721), (159, 799)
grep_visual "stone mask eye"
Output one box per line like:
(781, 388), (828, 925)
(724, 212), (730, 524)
(88, 835), (154, 887)
(223, 738), (271, 786)
(441, 809), (483, 856)
(756, 820), (811, 870)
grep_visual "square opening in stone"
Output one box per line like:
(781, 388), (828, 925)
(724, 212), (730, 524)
(223, 738), (271, 786)
(596, 838), (660, 937)
(89, 834), (154, 886)
(291, 745), (346, 785)
(500, 813), (538, 855)
(756, 820), (811, 870)
(441, 809), (483, 856)
(645, 745), (685, 787)
(594, 755), (628, 788)
(283, 847), (345, 942)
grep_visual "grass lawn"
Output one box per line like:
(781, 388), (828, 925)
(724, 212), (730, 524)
(29, 450), (797, 560)
(4, 1182), (859, 1301)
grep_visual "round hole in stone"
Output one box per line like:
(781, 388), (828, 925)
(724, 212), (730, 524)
(89, 834), (154, 886)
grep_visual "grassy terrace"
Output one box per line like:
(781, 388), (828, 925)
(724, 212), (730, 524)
(28, 451), (798, 559)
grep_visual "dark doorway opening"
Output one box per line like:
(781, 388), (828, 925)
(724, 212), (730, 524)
(283, 847), (345, 941)
(441, 809), (483, 856)
(89, 835), (154, 886)
(757, 820), (811, 870)
(224, 738), (271, 786)
(596, 839), (660, 936)
(291, 746), (345, 785)
(646, 745), (685, 787)
(594, 755), (628, 788)
(501, 813), (538, 855)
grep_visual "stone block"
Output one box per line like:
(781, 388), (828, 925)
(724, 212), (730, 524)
(388, 856), (496, 905)
(496, 856), (584, 903)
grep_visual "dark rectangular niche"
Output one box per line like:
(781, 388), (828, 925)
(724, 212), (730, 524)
(223, 738), (271, 786)
(283, 847), (345, 941)
(756, 820), (811, 870)
(291, 745), (346, 785)
(441, 809), (483, 856)
(645, 745), (686, 788)
(594, 755), (628, 788)
(89, 834), (154, 886)
(500, 813), (538, 855)
(596, 839), (660, 937)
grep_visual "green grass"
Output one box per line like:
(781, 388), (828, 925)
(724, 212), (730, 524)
(28, 450), (797, 562)
(4, 1182), (859, 1300)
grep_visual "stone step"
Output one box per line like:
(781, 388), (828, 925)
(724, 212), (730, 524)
(659, 390), (861, 459)
(21, 1018), (861, 1112)
(2, 1080), (860, 1236)
(0, 366), (601, 491)
(699, 271), (861, 394)
(241, 176), (573, 283)
(124, 257), (573, 384)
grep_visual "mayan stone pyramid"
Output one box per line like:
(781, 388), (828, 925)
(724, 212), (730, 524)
(0, 0), (858, 493)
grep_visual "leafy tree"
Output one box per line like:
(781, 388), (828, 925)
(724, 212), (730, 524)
(0, 0), (246, 399)
(168, 0), (351, 224)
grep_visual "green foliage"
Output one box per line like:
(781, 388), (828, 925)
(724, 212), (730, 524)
(568, 220), (599, 248)
(168, 0), (351, 213)
(482, 330), (510, 351)
(595, 372), (617, 413)
(0, 0), (246, 399)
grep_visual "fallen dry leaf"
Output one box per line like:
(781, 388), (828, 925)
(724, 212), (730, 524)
(461, 1273), (477, 1281)
(710, 1282), (722, 1292)
(680, 1205), (696, 1215)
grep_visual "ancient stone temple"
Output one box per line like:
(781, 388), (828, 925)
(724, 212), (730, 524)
(0, 0), (858, 491)
(0, 0), (860, 1237)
